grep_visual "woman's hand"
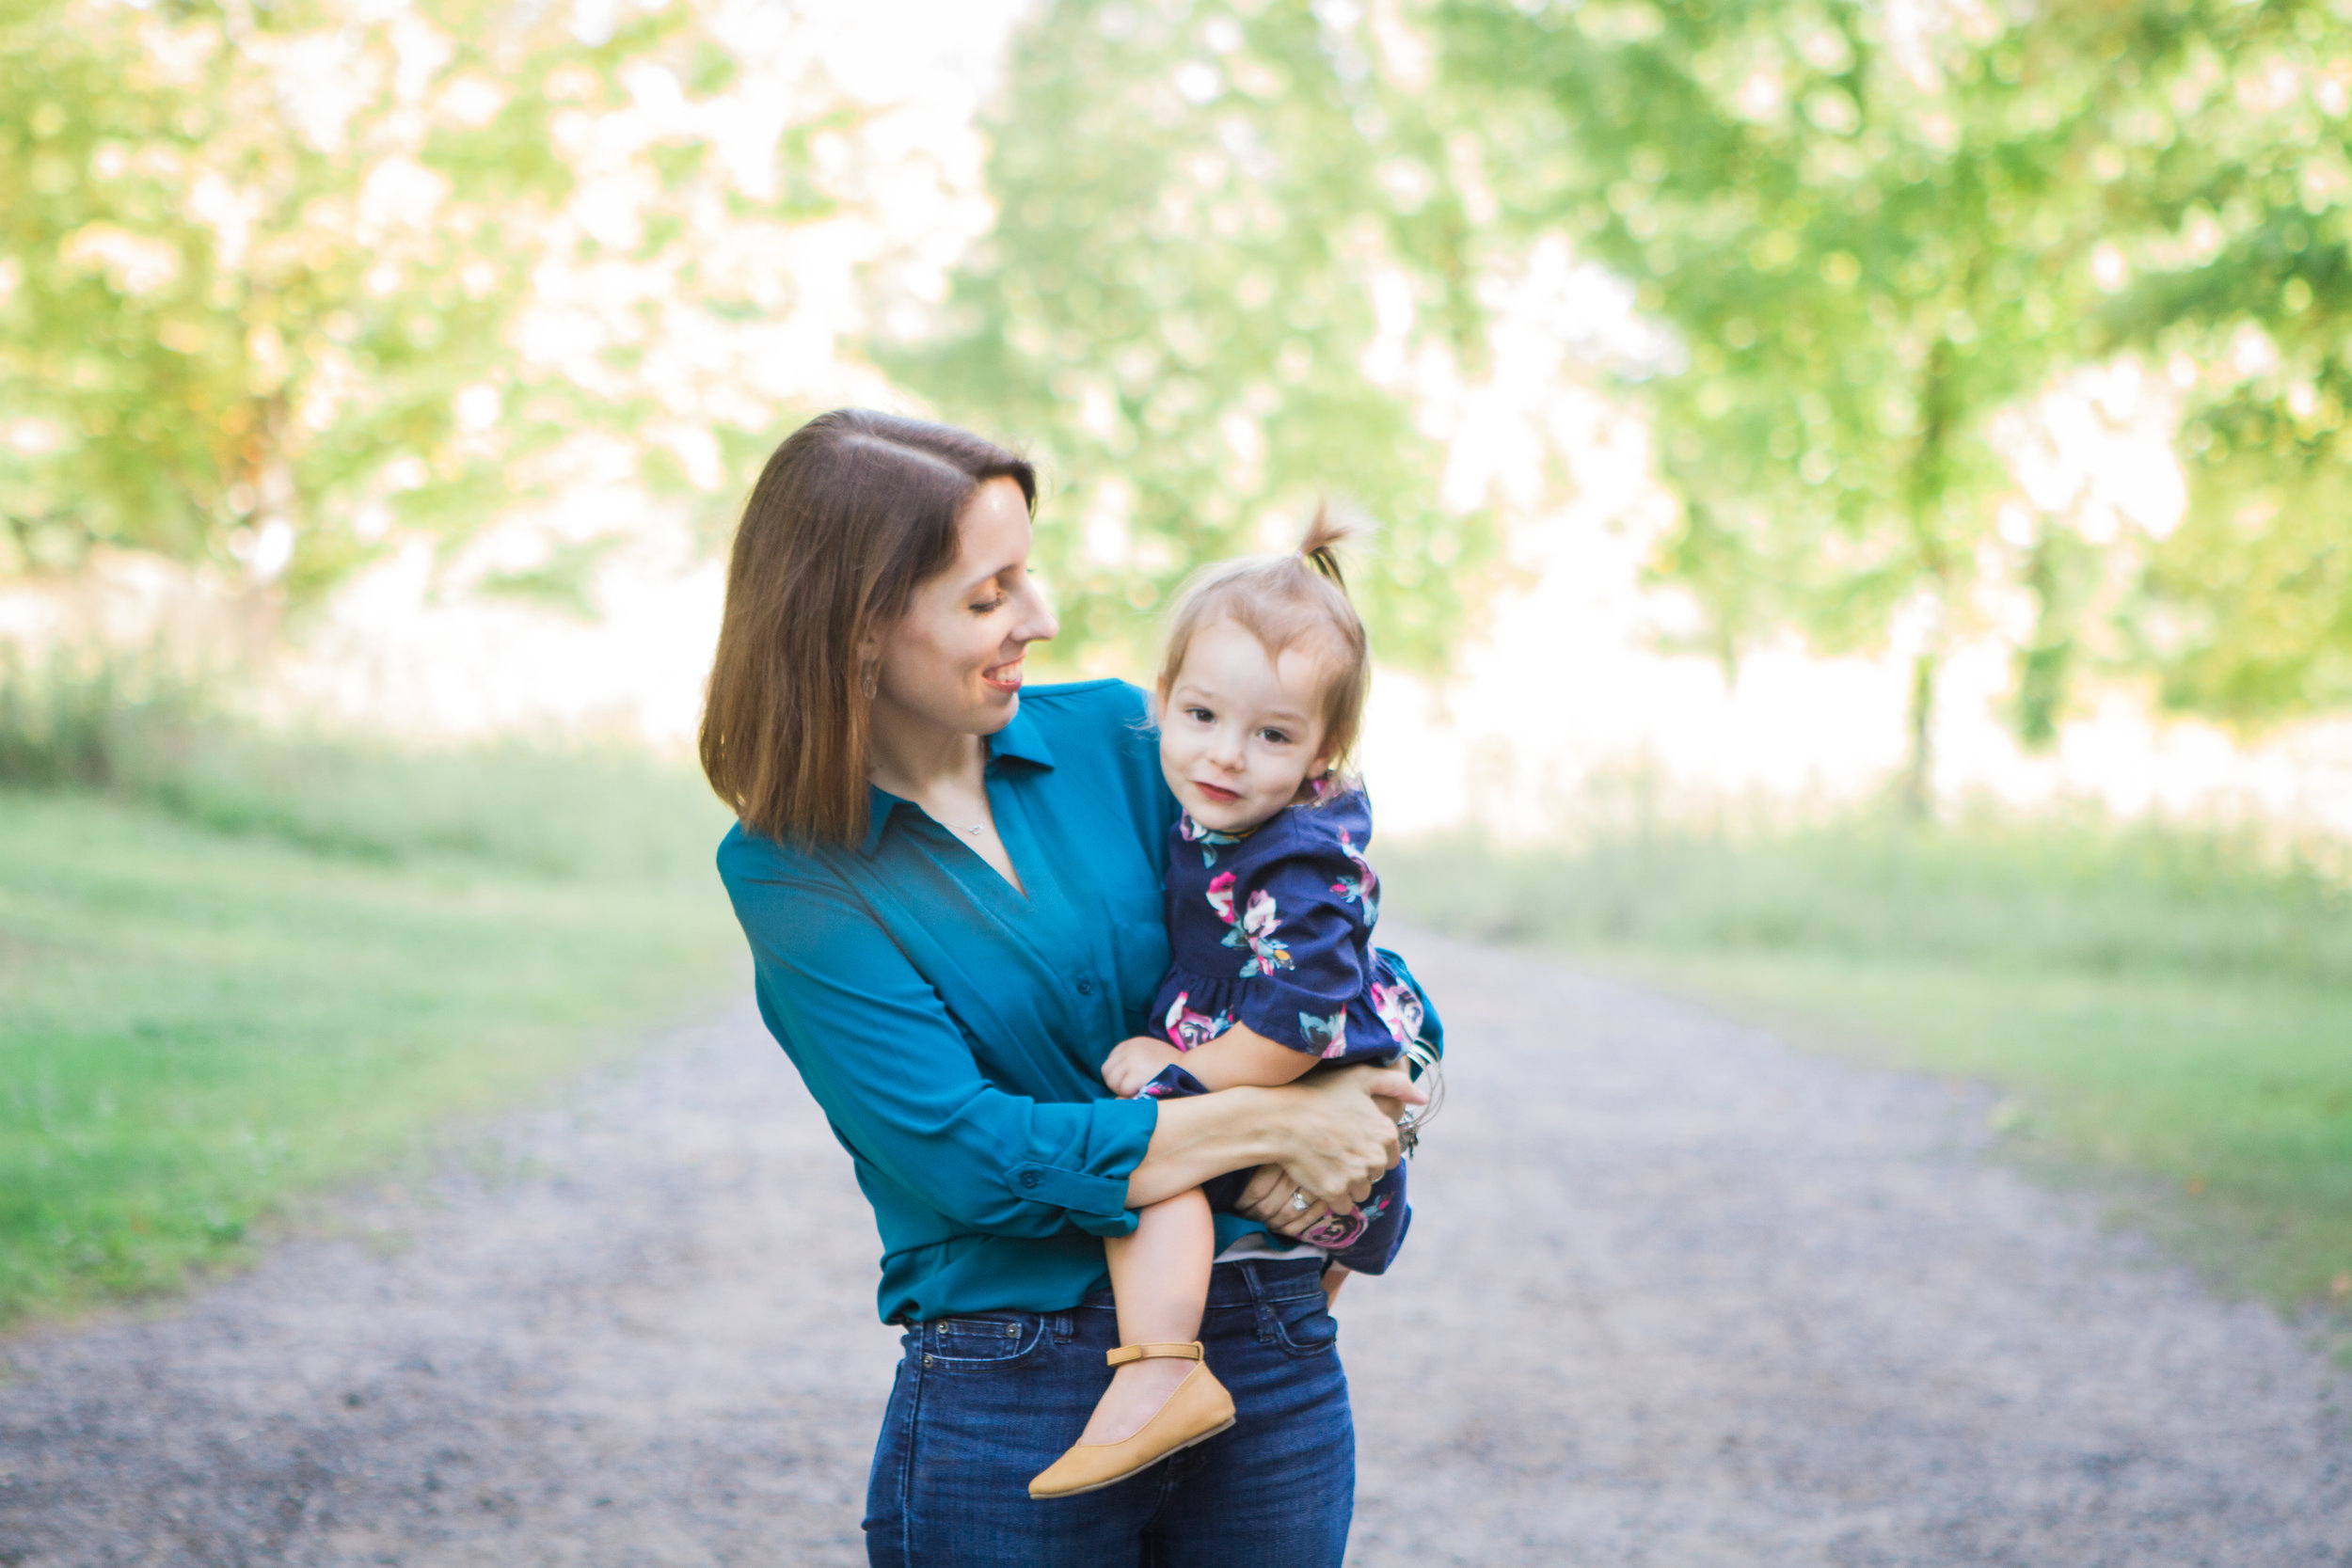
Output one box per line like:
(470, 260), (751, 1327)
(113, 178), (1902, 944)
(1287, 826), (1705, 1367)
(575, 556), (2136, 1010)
(1120, 1061), (1424, 1214)
(1101, 1036), (1186, 1099)
(1258, 1064), (1422, 1215)
(1236, 1163), (1336, 1237)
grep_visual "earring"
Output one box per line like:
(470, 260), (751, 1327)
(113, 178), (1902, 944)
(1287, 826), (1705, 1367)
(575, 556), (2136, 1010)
(861, 664), (878, 699)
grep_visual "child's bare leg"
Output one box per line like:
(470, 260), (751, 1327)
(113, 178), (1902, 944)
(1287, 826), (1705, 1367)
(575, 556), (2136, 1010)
(1322, 1262), (1350, 1310)
(1079, 1187), (1215, 1445)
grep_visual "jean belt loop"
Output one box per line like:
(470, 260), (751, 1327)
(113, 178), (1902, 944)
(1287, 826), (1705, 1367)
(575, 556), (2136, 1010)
(1233, 1257), (1260, 1306)
(1051, 1309), (1073, 1344)
(1239, 1259), (1282, 1344)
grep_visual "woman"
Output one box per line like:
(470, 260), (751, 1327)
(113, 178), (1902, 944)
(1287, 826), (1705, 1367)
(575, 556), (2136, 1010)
(702, 410), (1420, 1566)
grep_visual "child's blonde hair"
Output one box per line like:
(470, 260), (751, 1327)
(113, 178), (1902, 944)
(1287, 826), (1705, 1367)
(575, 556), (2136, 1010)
(1156, 506), (1371, 779)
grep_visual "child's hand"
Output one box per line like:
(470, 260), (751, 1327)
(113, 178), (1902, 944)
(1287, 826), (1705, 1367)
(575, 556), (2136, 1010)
(1101, 1036), (1186, 1098)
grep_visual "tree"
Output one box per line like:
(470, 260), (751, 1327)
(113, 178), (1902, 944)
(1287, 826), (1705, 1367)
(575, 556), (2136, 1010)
(2094, 6), (2352, 727)
(0, 0), (850, 607)
(1435, 0), (2333, 807)
(887, 0), (1498, 675)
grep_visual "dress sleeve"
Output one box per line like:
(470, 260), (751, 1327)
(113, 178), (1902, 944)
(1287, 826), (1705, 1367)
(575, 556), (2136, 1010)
(726, 868), (1158, 1240)
(1220, 840), (1370, 1057)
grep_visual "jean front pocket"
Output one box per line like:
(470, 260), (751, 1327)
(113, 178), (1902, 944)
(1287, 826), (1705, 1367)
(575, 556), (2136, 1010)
(1265, 1291), (1340, 1359)
(918, 1312), (1045, 1369)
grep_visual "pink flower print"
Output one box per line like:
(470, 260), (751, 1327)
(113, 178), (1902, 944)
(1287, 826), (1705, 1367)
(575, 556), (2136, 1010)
(1227, 888), (1292, 977)
(1162, 991), (1234, 1051)
(1205, 871), (1237, 927)
(1327, 831), (1380, 922)
(1369, 978), (1425, 1048)
(1301, 1205), (1369, 1248)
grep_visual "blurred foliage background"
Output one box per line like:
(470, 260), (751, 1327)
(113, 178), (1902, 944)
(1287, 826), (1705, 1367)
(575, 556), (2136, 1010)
(1437, 0), (2352, 797)
(2, 0), (2350, 1326)
(5, 0), (2347, 737)
(886, 0), (1500, 670)
(0, 0), (864, 601)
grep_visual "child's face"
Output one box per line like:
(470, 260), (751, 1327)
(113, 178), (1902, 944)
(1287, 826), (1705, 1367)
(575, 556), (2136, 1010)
(1158, 617), (1334, 832)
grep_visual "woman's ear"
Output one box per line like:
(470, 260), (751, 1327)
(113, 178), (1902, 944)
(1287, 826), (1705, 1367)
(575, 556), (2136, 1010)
(854, 627), (884, 701)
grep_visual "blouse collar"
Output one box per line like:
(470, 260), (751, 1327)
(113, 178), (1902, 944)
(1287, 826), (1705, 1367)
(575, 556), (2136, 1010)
(858, 704), (1059, 858)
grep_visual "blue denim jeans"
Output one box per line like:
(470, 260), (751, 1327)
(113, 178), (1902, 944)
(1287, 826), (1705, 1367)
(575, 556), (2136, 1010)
(863, 1258), (1353, 1567)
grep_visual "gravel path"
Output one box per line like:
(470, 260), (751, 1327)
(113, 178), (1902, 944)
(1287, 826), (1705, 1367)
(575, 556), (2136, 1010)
(4, 931), (2348, 1565)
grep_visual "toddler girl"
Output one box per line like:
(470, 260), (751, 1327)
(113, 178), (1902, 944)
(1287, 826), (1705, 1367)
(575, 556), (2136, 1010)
(1027, 511), (1442, 1501)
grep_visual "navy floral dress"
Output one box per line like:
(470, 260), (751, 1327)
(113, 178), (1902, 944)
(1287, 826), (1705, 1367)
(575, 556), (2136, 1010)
(1139, 786), (1440, 1275)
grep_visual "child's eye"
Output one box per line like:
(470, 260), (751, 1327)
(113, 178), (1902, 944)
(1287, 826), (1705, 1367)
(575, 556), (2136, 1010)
(1259, 728), (1292, 746)
(1185, 706), (1215, 724)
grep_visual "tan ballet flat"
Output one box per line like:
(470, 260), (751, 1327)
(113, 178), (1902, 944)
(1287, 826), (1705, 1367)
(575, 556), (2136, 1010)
(1026, 1341), (1237, 1499)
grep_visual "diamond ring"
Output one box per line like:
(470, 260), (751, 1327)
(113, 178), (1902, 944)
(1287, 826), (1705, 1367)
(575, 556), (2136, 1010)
(1289, 1191), (1311, 1212)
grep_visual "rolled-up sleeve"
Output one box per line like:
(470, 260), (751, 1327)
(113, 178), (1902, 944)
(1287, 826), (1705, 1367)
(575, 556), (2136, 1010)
(730, 871), (1157, 1239)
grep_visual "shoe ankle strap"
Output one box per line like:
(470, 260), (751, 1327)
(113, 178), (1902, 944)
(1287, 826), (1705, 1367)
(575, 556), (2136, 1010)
(1104, 1340), (1204, 1367)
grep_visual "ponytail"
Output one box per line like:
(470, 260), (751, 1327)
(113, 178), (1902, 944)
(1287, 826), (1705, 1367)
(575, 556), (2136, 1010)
(1295, 503), (1362, 591)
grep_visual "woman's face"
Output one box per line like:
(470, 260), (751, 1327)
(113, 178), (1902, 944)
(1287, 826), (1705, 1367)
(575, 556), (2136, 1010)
(870, 476), (1057, 738)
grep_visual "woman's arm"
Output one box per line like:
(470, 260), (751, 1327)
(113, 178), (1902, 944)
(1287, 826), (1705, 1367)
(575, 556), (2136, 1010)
(727, 858), (1415, 1235)
(1123, 1063), (1422, 1212)
(729, 867), (1159, 1240)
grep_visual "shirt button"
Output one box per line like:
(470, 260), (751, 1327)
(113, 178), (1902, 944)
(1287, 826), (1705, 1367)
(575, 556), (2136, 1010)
(1020, 1171), (1041, 1189)
(1075, 977), (1095, 995)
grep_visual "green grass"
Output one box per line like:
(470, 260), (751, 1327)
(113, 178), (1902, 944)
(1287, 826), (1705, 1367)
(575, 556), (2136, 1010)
(1384, 814), (2352, 1314)
(0, 740), (740, 1326)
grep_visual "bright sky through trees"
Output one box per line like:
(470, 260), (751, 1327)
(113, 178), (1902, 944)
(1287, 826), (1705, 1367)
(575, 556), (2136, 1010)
(2, 0), (2348, 815)
(0, 0), (995, 609)
(888, 0), (1502, 674)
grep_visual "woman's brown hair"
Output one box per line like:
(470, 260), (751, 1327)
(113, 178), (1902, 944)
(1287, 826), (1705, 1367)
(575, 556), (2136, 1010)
(700, 409), (1036, 846)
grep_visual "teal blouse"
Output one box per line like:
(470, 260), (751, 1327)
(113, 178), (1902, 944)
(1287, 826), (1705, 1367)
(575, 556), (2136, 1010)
(717, 679), (1280, 1323)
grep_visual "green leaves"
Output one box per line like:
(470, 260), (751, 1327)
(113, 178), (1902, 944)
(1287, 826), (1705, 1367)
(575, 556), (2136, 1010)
(1446, 0), (2114, 656)
(0, 0), (846, 606)
(2094, 1), (2352, 728)
(1439, 0), (2352, 769)
(888, 0), (1498, 675)
(2141, 438), (2352, 724)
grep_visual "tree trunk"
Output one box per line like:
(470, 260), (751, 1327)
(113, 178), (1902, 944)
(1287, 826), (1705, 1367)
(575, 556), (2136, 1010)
(1899, 649), (1937, 818)
(1898, 341), (1956, 822)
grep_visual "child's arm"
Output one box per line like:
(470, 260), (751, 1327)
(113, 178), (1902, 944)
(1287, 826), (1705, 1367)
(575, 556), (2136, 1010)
(1101, 1023), (1319, 1098)
(1172, 1022), (1320, 1090)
